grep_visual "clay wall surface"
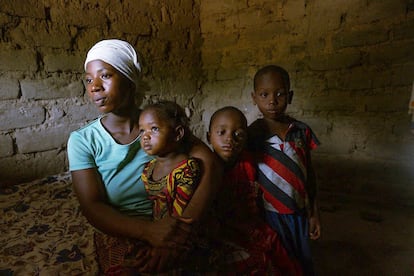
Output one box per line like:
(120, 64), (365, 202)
(199, 0), (414, 206)
(0, 0), (413, 207)
(0, 0), (202, 181)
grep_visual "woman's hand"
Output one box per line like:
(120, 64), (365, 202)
(144, 216), (193, 248)
(137, 246), (186, 273)
(120, 216), (193, 273)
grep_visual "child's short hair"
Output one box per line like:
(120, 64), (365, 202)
(142, 100), (191, 146)
(209, 106), (247, 131)
(253, 65), (290, 91)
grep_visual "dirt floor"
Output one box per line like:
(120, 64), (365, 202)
(311, 192), (414, 276)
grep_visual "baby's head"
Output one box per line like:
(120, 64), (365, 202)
(139, 100), (190, 156)
(207, 106), (248, 164)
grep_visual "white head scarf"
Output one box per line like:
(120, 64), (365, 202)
(84, 39), (141, 85)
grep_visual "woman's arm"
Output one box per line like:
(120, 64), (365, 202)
(182, 136), (222, 220)
(138, 137), (222, 272)
(71, 168), (190, 247)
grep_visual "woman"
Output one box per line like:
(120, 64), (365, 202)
(67, 39), (221, 274)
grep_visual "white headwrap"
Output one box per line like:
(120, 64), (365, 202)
(84, 39), (141, 85)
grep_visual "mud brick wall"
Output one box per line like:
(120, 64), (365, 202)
(0, 0), (201, 181)
(199, 0), (414, 205)
(0, 0), (413, 206)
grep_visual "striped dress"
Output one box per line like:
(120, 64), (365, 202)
(248, 118), (319, 276)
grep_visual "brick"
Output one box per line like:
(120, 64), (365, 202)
(299, 117), (331, 137)
(326, 66), (393, 90)
(363, 92), (410, 113)
(10, 19), (72, 49)
(283, 0), (306, 20)
(0, 48), (37, 71)
(65, 103), (100, 123)
(221, 13), (241, 32)
(408, 0), (414, 11)
(363, 117), (414, 161)
(294, 72), (328, 95)
(369, 41), (414, 65)
(222, 48), (255, 66)
(170, 13), (198, 30)
(0, 134), (14, 157)
(203, 34), (239, 50)
(238, 7), (274, 29)
(321, 115), (380, 155)
(392, 64), (414, 86)
(216, 67), (247, 81)
(393, 114), (414, 137)
(299, 95), (356, 112)
(308, 51), (361, 71)
(290, 44), (307, 55)
(202, 49), (223, 68)
(306, 0), (347, 34)
(200, 0), (246, 15)
(0, 0), (44, 18)
(114, 16), (152, 36)
(333, 27), (389, 49)
(108, 1), (152, 35)
(157, 26), (188, 41)
(241, 21), (290, 42)
(76, 30), (109, 54)
(315, 131), (355, 155)
(0, 150), (66, 182)
(201, 80), (245, 102)
(0, 105), (44, 131)
(21, 79), (83, 100)
(15, 125), (77, 153)
(44, 53), (84, 72)
(200, 14), (229, 34)
(0, 13), (17, 32)
(394, 19), (414, 41)
(0, 78), (19, 100)
(49, 1), (109, 27)
(346, 0), (406, 25)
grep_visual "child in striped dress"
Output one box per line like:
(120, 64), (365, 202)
(248, 65), (321, 276)
(208, 106), (300, 275)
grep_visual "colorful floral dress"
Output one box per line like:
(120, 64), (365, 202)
(142, 157), (201, 220)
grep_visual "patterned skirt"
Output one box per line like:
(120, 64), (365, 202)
(94, 230), (150, 275)
(94, 228), (285, 275)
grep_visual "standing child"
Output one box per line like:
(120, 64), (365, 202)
(139, 100), (201, 221)
(207, 106), (300, 275)
(248, 65), (321, 276)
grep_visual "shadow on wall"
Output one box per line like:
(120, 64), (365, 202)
(313, 155), (414, 207)
(311, 155), (414, 275)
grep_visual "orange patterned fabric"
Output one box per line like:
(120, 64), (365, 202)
(94, 230), (150, 275)
(93, 158), (202, 275)
(0, 172), (98, 275)
(142, 157), (201, 220)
